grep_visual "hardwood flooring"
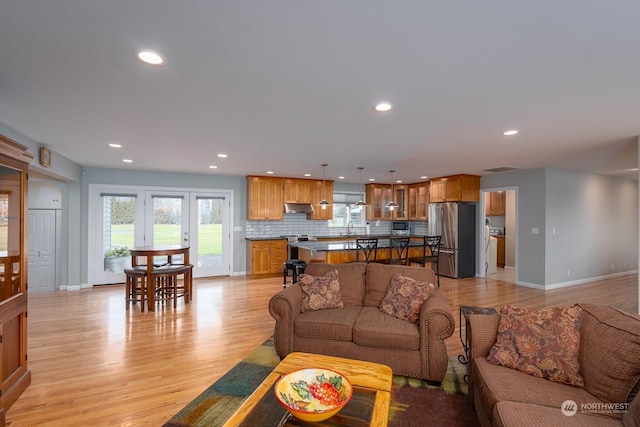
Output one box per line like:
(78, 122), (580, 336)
(6, 270), (638, 426)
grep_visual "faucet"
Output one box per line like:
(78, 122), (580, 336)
(347, 221), (354, 235)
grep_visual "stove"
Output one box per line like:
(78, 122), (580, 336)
(281, 235), (317, 243)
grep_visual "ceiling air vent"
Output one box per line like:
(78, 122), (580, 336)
(484, 166), (520, 173)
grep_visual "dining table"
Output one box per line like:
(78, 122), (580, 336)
(129, 245), (190, 311)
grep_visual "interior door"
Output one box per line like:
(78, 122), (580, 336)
(27, 209), (56, 292)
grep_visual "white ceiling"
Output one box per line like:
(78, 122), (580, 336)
(1, 1), (638, 184)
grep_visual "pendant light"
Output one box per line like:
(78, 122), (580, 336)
(385, 170), (399, 210)
(354, 167), (368, 207)
(318, 163), (331, 210)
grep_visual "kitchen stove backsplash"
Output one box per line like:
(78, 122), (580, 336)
(245, 214), (428, 238)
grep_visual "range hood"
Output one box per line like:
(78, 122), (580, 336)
(284, 202), (315, 214)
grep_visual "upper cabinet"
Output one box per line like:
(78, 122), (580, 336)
(309, 180), (333, 220)
(247, 176), (284, 220)
(247, 176), (333, 221)
(283, 178), (314, 204)
(429, 174), (480, 203)
(0, 134), (32, 424)
(485, 191), (506, 216)
(408, 182), (429, 220)
(365, 184), (392, 220)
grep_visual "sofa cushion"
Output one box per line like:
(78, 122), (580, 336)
(577, 303), (640, 404)
(303, 263), (367, 306)
(363, 263), (436, 308)
(487, 304), (584, 387)
(299, 269), (343, 312)
(493, 401), (623, 427)
(379, 273), (435, 322)
(472, 358), (618, 422)
(294, 305), (361, 342)
(352, 307), (420, 351)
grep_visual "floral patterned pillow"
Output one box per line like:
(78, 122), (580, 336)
(487, 304), (584, 387)
(299, 270), (344, 312)
(379, 273), (436, 323)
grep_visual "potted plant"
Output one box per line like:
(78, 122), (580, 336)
(103, 247), (131, 273)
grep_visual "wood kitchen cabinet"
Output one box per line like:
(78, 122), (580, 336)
(429, 174), (480, 202)
(392, 184), (409, 220)
(309, 180), (333, 220)
(365, 184), (392, 220)
(485, 191), (506, 216)
(495, 236), (506, 267)
(283, 178), (314, 203)
(408, 182), (429, 220)
(247, 176), (284, 220)
(0, 135), (32, 424)
(247, 239), (287, 275)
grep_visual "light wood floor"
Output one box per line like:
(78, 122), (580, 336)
(6, 270), (638, 426)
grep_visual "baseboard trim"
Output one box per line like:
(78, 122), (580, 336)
(516, 271), (638, 291)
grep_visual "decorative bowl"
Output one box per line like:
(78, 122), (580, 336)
(274, 368), (353, 422)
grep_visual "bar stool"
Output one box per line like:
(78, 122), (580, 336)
(124, 268), (147, 312)
(283, 260), (307, 288)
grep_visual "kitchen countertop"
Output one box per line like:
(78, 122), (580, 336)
(292, 235), (429, 252)
(245, 234), (429, 242)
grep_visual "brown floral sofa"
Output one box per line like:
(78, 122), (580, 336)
(467, 303), (640, 427)
(268, 262), (455, 383)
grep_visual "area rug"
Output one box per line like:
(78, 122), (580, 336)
(164, 338), (478, 426)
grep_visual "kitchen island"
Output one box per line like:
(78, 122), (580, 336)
(292, 235), (428, 264)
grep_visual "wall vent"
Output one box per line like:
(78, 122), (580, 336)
(484, 166), (520, 173)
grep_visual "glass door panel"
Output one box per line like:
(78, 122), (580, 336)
(147, 192), (189, 265)
(190, 193), (229, 277)
(102, 195), (135, 274)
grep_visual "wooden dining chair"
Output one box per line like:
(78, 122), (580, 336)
(408, 235), (442, 286)
(356, 238), (379, 263)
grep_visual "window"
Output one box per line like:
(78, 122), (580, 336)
(329, 192), (366, 227)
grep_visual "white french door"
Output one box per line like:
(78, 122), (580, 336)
(89, 184), (232, 285)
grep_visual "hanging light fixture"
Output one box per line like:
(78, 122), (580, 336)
(318, 163), (331, 209)
(354, 167), (368, 207)
(385, 170), (399, 210)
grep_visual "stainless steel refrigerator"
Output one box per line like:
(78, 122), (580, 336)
(428, 203), (476, 278)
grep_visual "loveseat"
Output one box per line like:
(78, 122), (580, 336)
(467, 303), (640, 427)
(268, 262), (455, 383)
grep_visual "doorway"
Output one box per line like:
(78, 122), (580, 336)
(479, 188), (517, 283)
(27, 210), (59, 292)
(89, 184), (232, 285)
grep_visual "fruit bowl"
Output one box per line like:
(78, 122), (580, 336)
(274, 368), (353, 422)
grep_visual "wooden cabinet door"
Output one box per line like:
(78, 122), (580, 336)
(429, 179), (446, 203)
(485, 191), (506, 216)
(392, 185), (408, 220)
(445, 176), (461, 201)
(409, 182), (429, 220)
(496, 236), (505, 267)
(250, 241), (271, 275)
(365, 184), (392, 220)
(269, 240), (288, 272)
(247, 176), (284, 220)
(309, 180), (333, 220)
(283, 179), (313, 203)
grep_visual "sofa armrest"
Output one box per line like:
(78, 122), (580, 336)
(467, 313), (499, 399)
(268, 284), (303, 357)
(418, 288), (455, 382)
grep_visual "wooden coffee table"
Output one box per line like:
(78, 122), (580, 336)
(223, 352), (393, 426)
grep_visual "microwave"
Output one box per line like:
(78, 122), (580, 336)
(392, 221), (410, 235)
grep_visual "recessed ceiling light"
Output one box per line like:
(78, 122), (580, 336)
(368, 178), (376, 182)
(420, 176), (428, 180)
(109, 143), (122, 148)
(209, 165), (218, 169)
(123, 159), (133, 163)
(373, 102), (392, 112)
(304, 173), (311, 177)
(396, 180), (403, 183)
(266, 171), (274, 175)
(217, 153), (227, 158)
(135, 49), (165, 65)
(503, 130), (519, 136)
(338, 176), (345, 180)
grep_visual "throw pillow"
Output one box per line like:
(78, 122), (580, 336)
(379, 273), (436, 323)
(299, 270), (344, 312)
(487, 304), (584, 387)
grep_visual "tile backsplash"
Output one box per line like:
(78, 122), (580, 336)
(246, 214), (427, 238)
